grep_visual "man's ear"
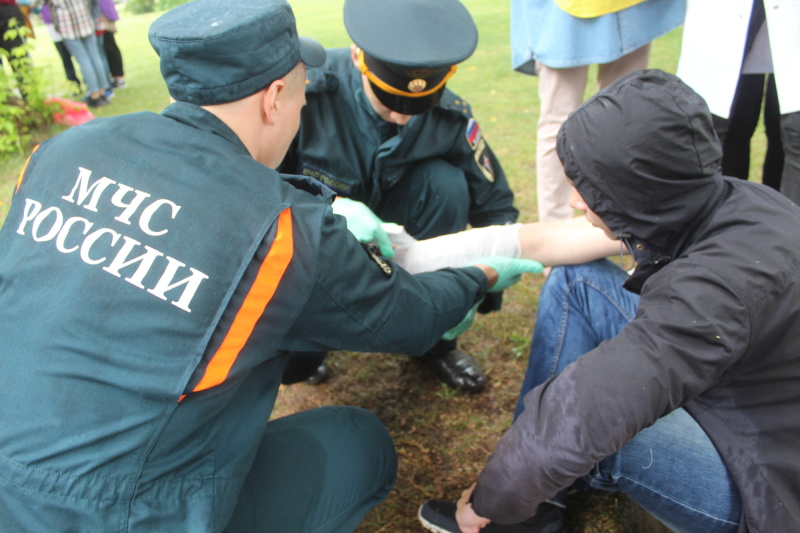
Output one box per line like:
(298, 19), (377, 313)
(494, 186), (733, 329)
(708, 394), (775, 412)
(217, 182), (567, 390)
(350, 44), (360, 68)
(261, 79), (285, 125)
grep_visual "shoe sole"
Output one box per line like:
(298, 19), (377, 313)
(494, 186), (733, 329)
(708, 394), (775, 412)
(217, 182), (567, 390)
(418, 504), (458, 533)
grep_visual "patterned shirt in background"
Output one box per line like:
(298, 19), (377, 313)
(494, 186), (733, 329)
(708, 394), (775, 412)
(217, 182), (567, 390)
(47, 0), (95, 41)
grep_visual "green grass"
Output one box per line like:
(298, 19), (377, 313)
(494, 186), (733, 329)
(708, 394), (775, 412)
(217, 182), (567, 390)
(0, 2), (768, 532)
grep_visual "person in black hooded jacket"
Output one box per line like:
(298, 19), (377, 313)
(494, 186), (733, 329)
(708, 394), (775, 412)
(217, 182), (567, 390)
(418, 69), (800, 533)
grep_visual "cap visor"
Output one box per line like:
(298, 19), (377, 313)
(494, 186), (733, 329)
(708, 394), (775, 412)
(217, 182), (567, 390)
(299, 36), (326, 68)
(372, 83), (444, 115)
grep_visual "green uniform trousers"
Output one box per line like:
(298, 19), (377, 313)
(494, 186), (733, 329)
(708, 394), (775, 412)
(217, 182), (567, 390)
(225, 406), (397, 533)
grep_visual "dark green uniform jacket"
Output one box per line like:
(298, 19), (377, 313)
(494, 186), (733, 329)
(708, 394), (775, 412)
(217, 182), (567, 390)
(280, 48), (518, 229)
(0, 103), (487, 531)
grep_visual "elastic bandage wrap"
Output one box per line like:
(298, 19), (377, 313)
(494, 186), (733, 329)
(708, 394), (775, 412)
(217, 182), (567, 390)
(384, 223), (522, 275)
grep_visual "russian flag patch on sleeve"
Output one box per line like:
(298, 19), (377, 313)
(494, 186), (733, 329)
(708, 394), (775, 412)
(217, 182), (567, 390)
(465, 118), (481, 149)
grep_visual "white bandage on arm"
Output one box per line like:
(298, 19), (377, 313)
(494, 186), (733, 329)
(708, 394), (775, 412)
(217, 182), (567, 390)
(384, 223), (522, 275)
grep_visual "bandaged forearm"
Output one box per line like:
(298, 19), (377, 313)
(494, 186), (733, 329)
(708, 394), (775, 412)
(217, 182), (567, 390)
(385, 223), (522, 274)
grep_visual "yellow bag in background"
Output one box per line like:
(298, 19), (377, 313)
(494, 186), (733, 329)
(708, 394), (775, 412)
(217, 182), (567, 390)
(554, 0), (647, 18)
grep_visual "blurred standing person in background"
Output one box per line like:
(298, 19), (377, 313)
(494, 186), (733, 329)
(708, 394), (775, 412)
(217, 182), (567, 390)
(690, 0), (784, 190)
(678, 0), (800, 204)
(40, 2), (82, 94)
(511, 0), (685, 223)
(38, 0), (110, 107)
(97, 0), (125, 89)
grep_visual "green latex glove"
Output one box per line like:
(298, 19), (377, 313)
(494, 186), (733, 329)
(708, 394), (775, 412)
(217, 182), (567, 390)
(442, 300), (482, 341)
(331, 198), (394, 258)
(471, 256), (544, 292)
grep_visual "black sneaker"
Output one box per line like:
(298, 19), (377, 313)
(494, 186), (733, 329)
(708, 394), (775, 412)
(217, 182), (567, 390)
(86, 95), (108, 108)
(304, 362), (329, 385)
(418, 500), (461, 532)
(418, 500), (567, 533)
(281, 351), (328, 385)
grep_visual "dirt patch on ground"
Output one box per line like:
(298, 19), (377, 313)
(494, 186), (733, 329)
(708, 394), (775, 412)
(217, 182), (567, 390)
(272, 281), (670, 532)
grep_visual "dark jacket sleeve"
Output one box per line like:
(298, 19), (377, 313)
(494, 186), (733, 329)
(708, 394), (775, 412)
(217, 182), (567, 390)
(282, 204), (488, 355)
(471, 265), (750, 524)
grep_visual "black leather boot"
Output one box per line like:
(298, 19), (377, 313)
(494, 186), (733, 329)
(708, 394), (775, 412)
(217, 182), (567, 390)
(281, 351), (329, 385)
(422, 339), (487, 393)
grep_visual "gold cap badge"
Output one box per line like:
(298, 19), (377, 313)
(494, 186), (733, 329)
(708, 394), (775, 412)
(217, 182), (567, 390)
(407, 78), (427, 93)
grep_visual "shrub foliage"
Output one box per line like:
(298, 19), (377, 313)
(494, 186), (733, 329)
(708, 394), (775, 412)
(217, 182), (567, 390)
(1, 20), (57, 155)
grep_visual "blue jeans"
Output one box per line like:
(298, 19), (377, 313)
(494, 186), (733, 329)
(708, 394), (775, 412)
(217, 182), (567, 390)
(96, 33), (112, 84)
(63, 35), (108, 94)
(516, 260), (742, 533)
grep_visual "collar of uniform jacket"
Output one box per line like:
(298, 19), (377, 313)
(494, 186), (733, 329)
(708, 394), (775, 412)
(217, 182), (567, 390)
(162, 102), (337, 202)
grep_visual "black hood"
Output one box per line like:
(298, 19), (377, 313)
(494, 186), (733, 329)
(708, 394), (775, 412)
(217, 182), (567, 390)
(557, 69), (725, 290)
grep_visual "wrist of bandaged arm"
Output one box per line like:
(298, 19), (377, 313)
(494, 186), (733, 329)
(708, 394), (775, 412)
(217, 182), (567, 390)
(387, 223), (522, 274)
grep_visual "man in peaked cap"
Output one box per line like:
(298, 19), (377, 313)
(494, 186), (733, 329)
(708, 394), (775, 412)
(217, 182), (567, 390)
(0, 0), (543, 530)
(419, 70), (800, 532)
(280, 0), (520, 393)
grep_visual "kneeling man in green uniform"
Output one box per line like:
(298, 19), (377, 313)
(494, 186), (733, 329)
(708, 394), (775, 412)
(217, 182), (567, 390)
(0, 0), (541, 530)
(280, 0), (519, 392)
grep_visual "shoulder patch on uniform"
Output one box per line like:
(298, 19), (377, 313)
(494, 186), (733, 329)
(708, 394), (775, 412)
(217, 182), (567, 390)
(362, 243), (393, 277)
(473, 138), (495, 182)
(465, 118), (481, 149)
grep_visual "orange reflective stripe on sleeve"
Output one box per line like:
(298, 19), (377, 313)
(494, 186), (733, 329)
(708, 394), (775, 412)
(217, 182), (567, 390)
(190, 208), (294, 394)
(15, 145), (39, 194)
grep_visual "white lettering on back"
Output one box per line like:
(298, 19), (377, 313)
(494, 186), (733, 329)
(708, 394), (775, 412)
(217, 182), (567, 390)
(13, 166), (209, 313)
(31, 207), (64, 242)
(111, 184), (152, 226)
(103, 236), (165, 289)
(80, 228), (121, 266)
(139, 199), (181, 237)
(61, 167), (117, 212)
(16, 198), (42, 236)
(147, 257), (209, 313)
(56, 217), (93, 253)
